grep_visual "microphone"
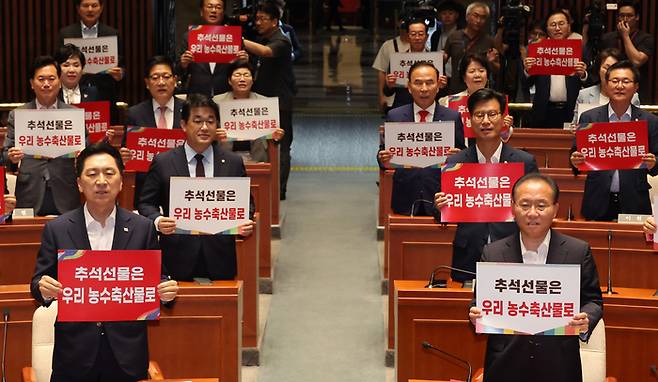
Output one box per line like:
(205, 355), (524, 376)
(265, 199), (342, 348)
(605, 229), (617, 295)
(422, 341), (472, 382)
(2, 309), (8, 382)
(410, 199), (435, 217)
(427, 265), (476, 288)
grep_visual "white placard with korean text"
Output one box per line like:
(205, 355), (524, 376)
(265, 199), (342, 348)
(14, 109), (85, 158)
(384, 121), (455, 168)
(64, 36), (119, 74)
(476, 262), (581, 335)
(389, 52), (443, 86)
(219, 97), (280, 141)
(169, 177), (250, 235)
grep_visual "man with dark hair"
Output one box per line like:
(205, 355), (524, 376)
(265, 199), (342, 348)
(372, 13), (411, 113)
(54, 44), (102, 104)
(58, 0), (124, 123)
(1, 56), (80, 216)
(469, 173), (603, 382)
(243, 1), (296, 200)
(434, 88), (538, 280)
(118, 56), (184, 208)
(570, 60), (658, 221)
(31, 141), (179, 382)
(138, 93), (255, 281)
(177, 0), (248, 96)
(524, 9), (588, 128)
(378, 61), (465, 217)
(600, 0), (654, 103)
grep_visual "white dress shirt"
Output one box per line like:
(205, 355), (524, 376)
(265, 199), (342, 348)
(184, 142), (214, 177)
(412, 102), (435, 122)
(476, 142), (503, 164)
(152, 98), (175, 130)
(81, 21), (99, 38)
(607, 104), (633, 193)
(83, 204), (116, 250)
(36, 99), (58, 110)
(520, 230), (551, 264)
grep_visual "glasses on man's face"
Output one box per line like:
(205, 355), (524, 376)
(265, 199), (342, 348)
(255, 16), (271, 23)
(205, 4), (223, 11)
(408, 31), (426, 38)
(608, 78), (635, 87)
(149, 73), (174, 81)
(472, 110), (501, 122)
(515, 201), (552, 213)
(469, 13), (487, 21)
(548, 21), (567, 29)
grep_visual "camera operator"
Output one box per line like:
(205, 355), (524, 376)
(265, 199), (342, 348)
(600, 0), (654, 103)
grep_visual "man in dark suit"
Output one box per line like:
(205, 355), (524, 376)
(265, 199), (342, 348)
(523, 10), (588, 128)
(434, 88), (538, 281)
(570, 60), (658, 221)
(378, 61), (466, 216)
(1, 56), (81, 216)
(177, 0), (248, 96)
(119, 56), (184, 208)
(31, 142), (178, 382)
(57, 0), (123, 123)
(138, 93), (254, 281)
(469, 173), (603, 381)
(54, 44), (102, 105)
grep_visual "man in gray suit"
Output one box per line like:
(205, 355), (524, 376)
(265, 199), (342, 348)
(469, 173), (603, 381)
(1, 56), (80, 216)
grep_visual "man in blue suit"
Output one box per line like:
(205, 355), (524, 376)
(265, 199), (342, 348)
(32, 142), (179, 381)
(434, 88), (538, 281)
(378, 61), (466, 216)
(570, 60), (658, 221)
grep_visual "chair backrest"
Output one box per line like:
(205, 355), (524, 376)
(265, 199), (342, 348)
(580, 318), (606, 382)
(31, 301), (58, 382)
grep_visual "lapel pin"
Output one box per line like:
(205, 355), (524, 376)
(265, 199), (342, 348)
(221, 159), (225, 163)
(124, 227), (129, 232)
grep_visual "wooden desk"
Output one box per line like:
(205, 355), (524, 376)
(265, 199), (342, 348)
(0, 215), (260, 349)
(507, 128), (573, 168)
(395, 281), (658, 382)
(268, 141), (281, 227)
(149, 281), (243, 382)
(379, 170), (394, 229)
(395, 280), (484, 382)
(0, 285), (40, 382)
(245, 163), (273, 279)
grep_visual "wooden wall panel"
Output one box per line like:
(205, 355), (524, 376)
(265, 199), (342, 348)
(518, 0), (657, 103)
(0, 0), (154, 105)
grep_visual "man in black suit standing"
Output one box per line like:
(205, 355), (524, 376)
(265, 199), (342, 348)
(57, 0), (123, 123)
(138, 93), (254, 281)
(469, 173), (603, 381)
(31, 142), (179, 382)
(377, 61), (466, 216)
(119, 56), (185, 208)
(434, 88), (538, 281)
(570, 60), (658, 221)
(1, 56), (80, 216)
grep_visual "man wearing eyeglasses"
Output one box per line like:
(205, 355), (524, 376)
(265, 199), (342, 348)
(177, 0), (248, 96)
(243, 1), (296, 200)
(600, 0), (654, 103)
(469, 173), (603, 381)
(138, 93), (255, 281)
(523, 9), (588, 128)
(434, 88), (538, 281)
(570, 60), (658, 221)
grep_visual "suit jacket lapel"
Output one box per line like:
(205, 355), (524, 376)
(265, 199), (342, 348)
(67, 208), (92, 250)
(213, 144), (228, 177)
(503, 233), (524, 263)
(111, 208), (134, 250)
(174, 146), (191, 176)
(546, 230), (568, 264)
(173, 98), (183, 129)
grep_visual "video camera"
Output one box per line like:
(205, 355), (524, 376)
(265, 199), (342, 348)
(401, 0), (437, 29)
(500, 0), (533, 58)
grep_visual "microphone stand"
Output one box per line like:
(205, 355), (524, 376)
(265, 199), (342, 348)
(422, 341), (472, 382)
(1, 309), (8, 382)
(427, 265), (476, 288)
(605, 229), (617, 295)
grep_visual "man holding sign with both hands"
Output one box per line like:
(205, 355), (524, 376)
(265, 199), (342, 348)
(468, 173), (603, 382)
(31, 142), (179, 382)
(570, 60), (658, 221)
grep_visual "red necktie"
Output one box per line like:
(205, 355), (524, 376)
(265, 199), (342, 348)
(157, 106), (167, 129)
(418, 110), (429, 122)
